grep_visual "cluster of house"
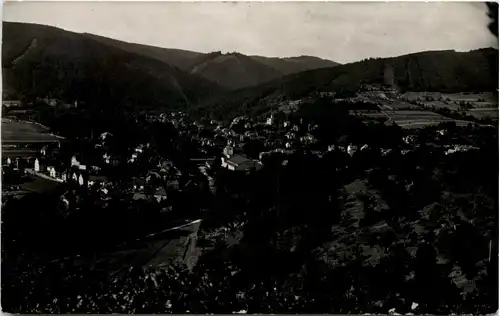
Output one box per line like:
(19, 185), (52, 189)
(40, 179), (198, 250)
(144, 101), (480, 179)
(24, 155), (108, 189)
(182, 112), (322, 164)
(150, 107), (384, 173)
(20, 149), (192, 205)
(220, 143), (263, 172)
(131, 159), (182, 203)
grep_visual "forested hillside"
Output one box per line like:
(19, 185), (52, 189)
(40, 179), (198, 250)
(194, 48), (498, 120)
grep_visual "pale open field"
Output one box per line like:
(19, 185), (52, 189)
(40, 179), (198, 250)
(442, 92), (497, 103)
(466, 108), (499, 120)
(2, 118), (63, 144)
(354, 110), (477, 129)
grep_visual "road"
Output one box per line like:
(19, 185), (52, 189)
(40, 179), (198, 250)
(25, 168), (64, 183)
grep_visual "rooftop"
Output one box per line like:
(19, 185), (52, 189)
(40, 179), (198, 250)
(226, 154), (251, 165)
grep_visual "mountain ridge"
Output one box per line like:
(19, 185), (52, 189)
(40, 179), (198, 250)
(2, 21), (341, 94)
(2, 21), (497, 121)
(83, 32), (340, 90)
(2, 21), (224, 109)
(192, 47), (498, 120)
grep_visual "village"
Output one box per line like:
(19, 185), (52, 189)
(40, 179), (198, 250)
(2, 87), (486, 210)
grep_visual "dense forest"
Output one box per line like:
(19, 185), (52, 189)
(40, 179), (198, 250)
(194, 48), (499, 121)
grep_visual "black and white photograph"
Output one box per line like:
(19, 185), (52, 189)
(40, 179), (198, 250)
(1, 1), (499, 314)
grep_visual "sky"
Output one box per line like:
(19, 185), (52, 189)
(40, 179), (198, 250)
(3, 1), (498, 64)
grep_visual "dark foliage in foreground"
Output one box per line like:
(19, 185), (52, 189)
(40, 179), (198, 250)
(2, 102), (498, 314)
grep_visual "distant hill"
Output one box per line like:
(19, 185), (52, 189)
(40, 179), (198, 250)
(83, 33), (204, 71)
(81, 35), (340, 90)
(194, 48), (499, 120)
(250, 55), (339, 76)
(186, 52), (339, 90)
(3, 22), (496, 120)
(2, 22), (340, 104)
(2, 22), (224, 110)
(187, 51), (284, 90)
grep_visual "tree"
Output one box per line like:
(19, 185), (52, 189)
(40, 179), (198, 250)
(487, 2), (498, 38)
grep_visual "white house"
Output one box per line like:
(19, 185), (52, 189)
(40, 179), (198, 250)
(266, 115), (274, 126)
(47, 166), (56, 178)
(78, 174), (85, 186)
(71, 156), (80, 167)
(34, 159), (40, 172)
(103, 153), (111, 164)
(129, 152), (139, 163)
(347, 145), (358, 156)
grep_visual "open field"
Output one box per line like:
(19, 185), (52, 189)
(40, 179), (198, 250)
(400, 91), (498, 111)
(401, 92), (496, 103)
(2, 118), (63, 144)
(400, 91), (443, 101)
(354, 110), (478, 129)
(465, 108), (499, 120)
(388, 111), (474, 129)
(356, 91), (416, 110)
(365, 110), (448, 121)
(382, 101), (417, 110)
(397, 120), (473, 129)
(442, 92), (497, 103)
(418, 100), (462, 111)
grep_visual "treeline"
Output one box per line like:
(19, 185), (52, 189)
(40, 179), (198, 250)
(195, 48), (498, 121)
